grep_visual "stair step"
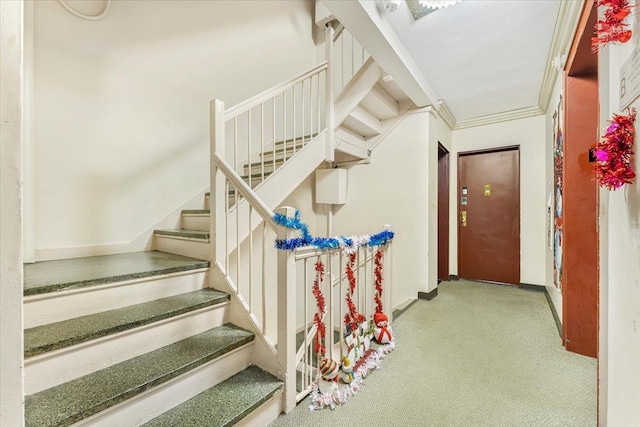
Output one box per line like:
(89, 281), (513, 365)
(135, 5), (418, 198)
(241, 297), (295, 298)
(25, 324), (254, 427)
(24, 251), (209, 297)
(25, 288), (229, 358)
(143, 366), (282, 427)
(360, 83), (401, 120)
(343, 105), (383, 138)
(154, 229), (210, 240)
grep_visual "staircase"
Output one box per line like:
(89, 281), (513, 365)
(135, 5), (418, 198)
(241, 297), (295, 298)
(22, 24), (407, 426)
(23, 251), (282, 427)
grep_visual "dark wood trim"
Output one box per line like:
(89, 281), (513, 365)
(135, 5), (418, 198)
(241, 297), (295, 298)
(544, 290), (562, 338)
(519, 283), (546, 292)
(418, 288), (438, 301)
(392, 299), (418, 321)
(449, 275), (460, 281)
(457, 145), (520, 157)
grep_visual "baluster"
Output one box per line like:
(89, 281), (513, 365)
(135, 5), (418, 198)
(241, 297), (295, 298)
(272, 97), (276, 172)
(262, 221), (267, 334)
(277, 206), (297, 413)
(293, 84), (297, 155)
(210, 99), (225, 271)
(260, 103), (265, 181)
(339, 251), (344, 360)
(325, 26), (335, 162)
(283, 90), (287, 163)
(304, 258), (309, 391)
(327, 252), (334, 361)
(248, 206), (253, 316)
(247, 110), (252, 188)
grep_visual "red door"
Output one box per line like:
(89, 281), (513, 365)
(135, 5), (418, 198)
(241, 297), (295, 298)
(458, 148), (520, 285)
(438, 144), (450, 282)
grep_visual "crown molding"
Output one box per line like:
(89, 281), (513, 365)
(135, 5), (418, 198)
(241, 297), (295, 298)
(454, 106), (544, 130)
(437, 100), (456, 130)
(538, 0), (585, 113)
(436, 1), (583, 131)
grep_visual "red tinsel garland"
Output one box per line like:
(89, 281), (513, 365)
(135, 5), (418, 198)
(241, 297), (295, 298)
(374, 250), (384, 314)
(592, 0), (633, 52)
(312, 259), (327, 356)
(594, 107), (637, 190)
(344, 252), (366, 331)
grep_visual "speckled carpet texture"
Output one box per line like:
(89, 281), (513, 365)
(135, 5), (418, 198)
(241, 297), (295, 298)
(270, 280), (597, 427)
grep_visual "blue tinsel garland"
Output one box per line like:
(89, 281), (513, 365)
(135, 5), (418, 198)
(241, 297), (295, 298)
(273, 209), (394, 251)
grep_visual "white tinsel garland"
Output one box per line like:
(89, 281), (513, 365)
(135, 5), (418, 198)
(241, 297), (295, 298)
(308, 342), (395, 411)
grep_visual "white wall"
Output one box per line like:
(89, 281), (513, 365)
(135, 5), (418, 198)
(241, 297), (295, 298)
(545, 74), (563, 320)
(331, 110), (446, 308)
(0, 1), (25, 425)
(600, 28), (640, 425)
(450, 115), (547, 285)
(31, 0), (317, 260)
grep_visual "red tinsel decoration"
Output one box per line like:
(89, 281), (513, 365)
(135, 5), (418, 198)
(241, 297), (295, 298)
(374, 250), (384, 314)
(594, 108), (637, 190)
(312, 259), (327, 356)
(592, 0), (633, 52)
(344, 252), (366, 331)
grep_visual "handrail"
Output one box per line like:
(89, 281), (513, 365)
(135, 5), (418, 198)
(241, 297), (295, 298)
(212, 152), (278, 232)
(225, 61), (328, 121)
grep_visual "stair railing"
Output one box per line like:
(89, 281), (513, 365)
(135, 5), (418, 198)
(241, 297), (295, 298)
(332, 26), (371, 97)
(275, 207), (394, 410)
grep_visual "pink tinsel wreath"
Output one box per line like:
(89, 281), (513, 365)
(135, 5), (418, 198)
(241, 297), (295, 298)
(594, 108), (637, 190)
(592, 0), (633, 52)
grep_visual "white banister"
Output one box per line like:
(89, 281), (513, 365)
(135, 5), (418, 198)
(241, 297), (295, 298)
(276, 206), (298, 413)
(212, 152), (277, 232)
(210, 99), (226, 267)
(325, 24), (335, 162)
(225, 61), (328, 121)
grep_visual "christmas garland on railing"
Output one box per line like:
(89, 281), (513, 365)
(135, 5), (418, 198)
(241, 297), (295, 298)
(312, 258), (327, 356)
(594, 107), (637, 190)
(344, 253), (366, 331)
(374, 249), (384, 314)
(592, 0), (633, 52)
(273, 209), (394, 252)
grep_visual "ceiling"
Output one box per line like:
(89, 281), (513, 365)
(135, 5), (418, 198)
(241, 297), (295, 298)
(381, 0), (562, 123)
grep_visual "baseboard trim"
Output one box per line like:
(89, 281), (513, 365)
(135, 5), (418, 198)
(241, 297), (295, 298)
(449, 275), (460, 281)
(392, 299), (417, 321)
(544, 290), (562, 338)
(417, 288), (438, 301)
(519, 283), (546, 292)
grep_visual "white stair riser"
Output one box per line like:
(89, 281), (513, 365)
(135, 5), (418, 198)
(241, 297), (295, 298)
(235, 391), (283, 427)
(71, 343), (253, 427)
(181, 215), (210, 231)
(155, 236), (209, 260)
(24, 269), (209, 328)
(25, 303), (230, 395)
(205, 195), (210, 210)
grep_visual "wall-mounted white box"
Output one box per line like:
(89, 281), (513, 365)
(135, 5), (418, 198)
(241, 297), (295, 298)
(316, 169), (347, 205)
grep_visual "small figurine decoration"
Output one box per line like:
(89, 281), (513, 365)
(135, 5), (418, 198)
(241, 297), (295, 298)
(373, 312), (393, 344)
(318, 357), (340, 394)
(340, 356), (355, 384)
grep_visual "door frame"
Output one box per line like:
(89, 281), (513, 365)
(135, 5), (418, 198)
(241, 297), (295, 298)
(457, 145), (521, 286)
(438, 142), (450, 282)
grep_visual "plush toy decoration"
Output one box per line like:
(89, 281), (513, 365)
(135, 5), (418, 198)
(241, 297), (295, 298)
(318, 357), (340, 394)
(340, 356), (355, 384)
(373, 312), (393, 344)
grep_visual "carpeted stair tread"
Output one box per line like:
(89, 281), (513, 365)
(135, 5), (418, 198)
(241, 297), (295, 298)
(25, 324), (254, 427)
(24, 251), (209, 296)
(142, 365), (282, 427)
(154, 229), (210, 240)
(25, 289), (229, 358)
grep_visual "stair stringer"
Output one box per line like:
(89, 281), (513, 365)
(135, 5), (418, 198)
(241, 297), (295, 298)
(210, 263), (282, 379)
(223, 129), (326, 256)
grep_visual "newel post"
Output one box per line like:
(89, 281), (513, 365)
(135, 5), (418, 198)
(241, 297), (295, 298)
(383, 224), (393, 324)
(276, 206), (297, 412)
(210, 99), (226, 275)
(325, 24), (335, 162)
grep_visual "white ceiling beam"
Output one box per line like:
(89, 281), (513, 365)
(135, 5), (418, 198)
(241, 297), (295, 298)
(321, 0), (439, 108)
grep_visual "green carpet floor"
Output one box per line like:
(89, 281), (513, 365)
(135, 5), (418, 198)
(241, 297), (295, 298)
(270, 280), (596, 427)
